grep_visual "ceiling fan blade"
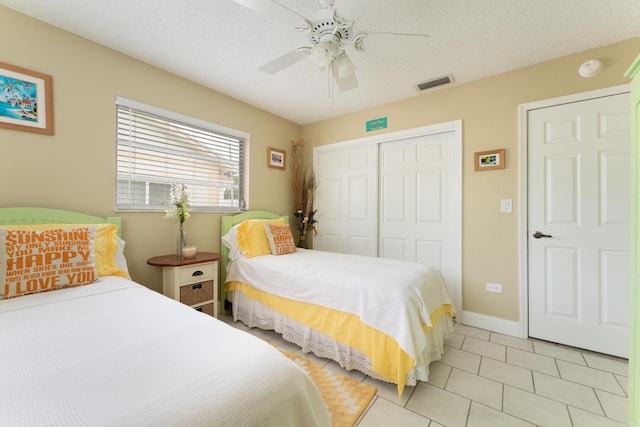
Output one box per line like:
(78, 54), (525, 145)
(333, 0), (369, 19)
(332, 64), (359, 92)
(259, 48), (310, 74)
(233, 0), (307, 28)
(355, 32), (430, 55)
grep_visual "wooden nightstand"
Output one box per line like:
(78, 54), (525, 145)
(147, 252), (221, 318)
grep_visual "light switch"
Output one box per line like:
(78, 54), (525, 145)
(501, 199), (512, 213)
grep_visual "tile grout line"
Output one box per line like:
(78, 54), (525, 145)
(463, 393), (472, 427)
(353, 394), (376, 426)
(500, 380), (504, 413)
(401, 380), (417, 408)
(565, 400), (575, 427)
(592, 386), (609, 420)
(613, 375), (629, 398)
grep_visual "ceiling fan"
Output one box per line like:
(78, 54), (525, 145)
(233, 0), (430, 92)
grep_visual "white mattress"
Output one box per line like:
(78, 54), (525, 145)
(0, 277), (330, 426)
(226, 248), (453, 362)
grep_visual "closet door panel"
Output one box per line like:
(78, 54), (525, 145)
(381, 173), (406, 222)
(315, 144), (378, 256)
(379, 132), (454, 275)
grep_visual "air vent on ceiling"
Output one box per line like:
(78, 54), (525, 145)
(417, 75), (454, 91)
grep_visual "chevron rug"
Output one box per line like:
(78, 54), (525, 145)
(283, 351), (377, 427)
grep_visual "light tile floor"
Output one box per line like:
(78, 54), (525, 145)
(220, 315), (629, 427)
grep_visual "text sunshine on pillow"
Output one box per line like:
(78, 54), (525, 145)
(1, 227), (98, 298)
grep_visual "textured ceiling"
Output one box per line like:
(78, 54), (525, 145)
(1, 0), (639, 125)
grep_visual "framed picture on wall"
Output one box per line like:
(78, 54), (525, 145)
(267, 147), (286, 170)
(474, 149), (505, 171)
(0, 61), (54, 135)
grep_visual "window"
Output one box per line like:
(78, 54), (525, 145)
(115, 97), (248, 212)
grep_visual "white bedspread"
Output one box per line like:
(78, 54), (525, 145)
(0, 277), (330, 427)
(226, 249), (453, 363)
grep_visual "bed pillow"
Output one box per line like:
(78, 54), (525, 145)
(115, 235), (131, 279)
(221, 225), (244, 261)
(236, 218), (285, 258)
(0, 223), (128, 278)
(264, 223), (297, 255)
(0, 226), (98, 299)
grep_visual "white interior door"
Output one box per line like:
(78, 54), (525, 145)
(315, 144), (378, 256)
(528, 92), (630, 357)
(379, 131), (456, 282)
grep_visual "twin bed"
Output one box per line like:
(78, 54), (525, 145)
(0, 207), (330, 426)
(221, 210), (455, 395)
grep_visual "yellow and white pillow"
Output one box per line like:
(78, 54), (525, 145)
(0, 223), (128, 278)
(236, 218), (285, 258)
(0, 226), (98, 299)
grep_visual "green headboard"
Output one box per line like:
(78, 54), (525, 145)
(220, 210), (289, 306)
(0, 207), (121, 236)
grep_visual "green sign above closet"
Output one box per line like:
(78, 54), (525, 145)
(366, 117), (387, 132)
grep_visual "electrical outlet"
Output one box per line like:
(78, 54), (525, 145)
(500, 199), (512, 213)
(486, 282), (503, 293)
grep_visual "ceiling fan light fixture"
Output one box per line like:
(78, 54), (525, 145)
(318, 0), (335, 8)
(310, 41), (335, 67)
(335, 52), (356, 78)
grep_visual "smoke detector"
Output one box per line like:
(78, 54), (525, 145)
(578, 60), (603, 78)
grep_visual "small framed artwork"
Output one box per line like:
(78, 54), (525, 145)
(267, 147), (286, 170)
(0, 61), (54, 135)
(474, 149), (505, 171)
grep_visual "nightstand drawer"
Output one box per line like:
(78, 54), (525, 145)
(194, 303), (214, 317)
(178, 263), (214, 283)
(180, 280), (213, 306)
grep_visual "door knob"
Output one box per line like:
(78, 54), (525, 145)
(532, 231), (552, 239)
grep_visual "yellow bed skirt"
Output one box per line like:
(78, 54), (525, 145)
(226, 281), (454, 394)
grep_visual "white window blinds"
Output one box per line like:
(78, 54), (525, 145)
(115, 98), (248, 212)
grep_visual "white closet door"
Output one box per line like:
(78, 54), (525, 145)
(379, 131), (456, 284)
(314, 123), (461, 314)
(315, 144), (378, 256)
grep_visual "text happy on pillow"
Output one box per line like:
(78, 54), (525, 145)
(3, 228), (95, 295)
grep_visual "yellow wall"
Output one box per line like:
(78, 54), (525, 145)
(302, 37), (640, 321)
(2, 6), (639, 323)
(0, 7), (301, 292)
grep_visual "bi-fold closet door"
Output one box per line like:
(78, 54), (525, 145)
(314, 125), (461, 313)
(315, 143), (379, 257)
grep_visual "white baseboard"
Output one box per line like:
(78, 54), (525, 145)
(461, 310), (523, 338)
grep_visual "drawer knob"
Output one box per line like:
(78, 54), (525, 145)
(192, 283), (203, 290)
(192, 270), (204, 277)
